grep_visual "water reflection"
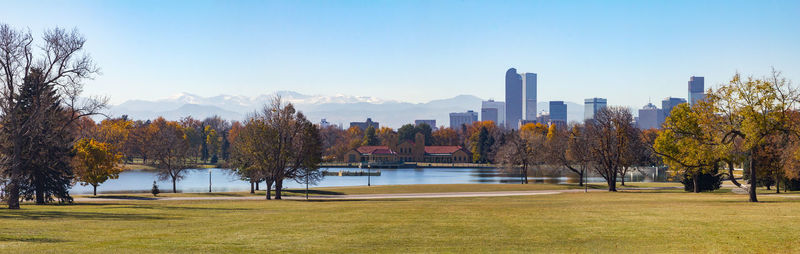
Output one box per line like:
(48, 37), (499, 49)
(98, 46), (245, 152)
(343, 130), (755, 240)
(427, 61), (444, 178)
(69, 167), (669, 194)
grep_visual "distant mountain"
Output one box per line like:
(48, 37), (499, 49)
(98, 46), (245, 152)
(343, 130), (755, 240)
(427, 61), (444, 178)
(107, 91), (584, 128)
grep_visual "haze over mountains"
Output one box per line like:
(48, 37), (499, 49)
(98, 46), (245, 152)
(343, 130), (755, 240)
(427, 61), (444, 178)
(108, 91), (585, 128)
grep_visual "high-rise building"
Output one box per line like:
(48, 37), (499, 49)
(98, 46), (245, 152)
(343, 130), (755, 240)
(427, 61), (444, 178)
(662, 97), (687, 117)
(522, 73), (537, 121)
(638, 103), (665, 129)
(549, 101), (567, 125)
(481, 108), (498, 125)
(481, 100), (505, 126)
(505, 68), (523, 130)
(584, 97), (607, 121)
(320, 118), (331, 128)
(537, 111), (550, 125)
(688, 76), (705, 106)
(349, 118), (379, 131)
(414, 120), (436, 129)
(449, 110), (479, 129)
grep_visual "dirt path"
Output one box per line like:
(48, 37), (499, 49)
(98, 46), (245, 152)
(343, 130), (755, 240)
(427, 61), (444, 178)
(74, 187), (680, 202)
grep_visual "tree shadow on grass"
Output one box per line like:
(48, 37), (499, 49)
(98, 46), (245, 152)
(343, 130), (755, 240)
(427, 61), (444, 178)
(80, 203), (254, 212)
(0, 210), (169, 221)
(88, 195), (158, 200)
(0, 236), (69, 243)
(294, 198), (411, 203)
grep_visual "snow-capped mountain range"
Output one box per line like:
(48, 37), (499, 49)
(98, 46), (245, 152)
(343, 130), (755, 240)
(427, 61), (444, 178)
(107, 91), (584, 129)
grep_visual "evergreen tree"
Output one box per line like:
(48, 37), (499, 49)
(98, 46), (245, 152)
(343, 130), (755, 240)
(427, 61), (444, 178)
(14, 68), (76, 204)
(151, 181), (160, 197)
(362, 126), (380, 146)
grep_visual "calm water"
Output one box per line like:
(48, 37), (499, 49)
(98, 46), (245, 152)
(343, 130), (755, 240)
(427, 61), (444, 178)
(69, 167), (667, 194)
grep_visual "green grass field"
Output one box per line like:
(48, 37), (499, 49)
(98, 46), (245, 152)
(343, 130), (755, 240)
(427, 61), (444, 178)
(3, 184), (800, 253)
(76, 182), (683, 199)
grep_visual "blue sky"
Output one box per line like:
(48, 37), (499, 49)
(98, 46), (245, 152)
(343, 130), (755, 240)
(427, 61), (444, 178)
(2, 0), (798, 108)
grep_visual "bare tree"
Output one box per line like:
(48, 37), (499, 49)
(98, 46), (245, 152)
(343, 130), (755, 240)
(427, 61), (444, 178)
(0, 24), (105, 209)
(496, 130), (546, 184)
(585, 107), (636, 192)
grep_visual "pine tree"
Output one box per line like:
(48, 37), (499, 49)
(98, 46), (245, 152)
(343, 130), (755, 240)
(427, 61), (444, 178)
(151, 181), (160, 197)
(15, 69), (76, 204)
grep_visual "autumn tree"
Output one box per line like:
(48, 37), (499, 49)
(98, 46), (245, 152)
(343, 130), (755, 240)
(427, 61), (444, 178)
(72, 138), (123, 195)
(149, 117), (196, 193)
(432, 127), (459, 146)
(205, 125), (222, 163)
(377, 127), (398, 146)
(585, 106), (636, 192)
(362, 126), (380, 146)
(547, 124), (589, 186)
(496, 127), (547, 184)
(231, 97), (323, 199)
(319, 125), (349, 161)
(229, 120), (267, 194)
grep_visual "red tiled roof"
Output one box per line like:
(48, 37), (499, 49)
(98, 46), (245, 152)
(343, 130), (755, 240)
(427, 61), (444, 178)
(371, 148), (396, 155)
(356, 146), (396, 155)
(424, 146), (463, 154)
(399, 140), (415, 145)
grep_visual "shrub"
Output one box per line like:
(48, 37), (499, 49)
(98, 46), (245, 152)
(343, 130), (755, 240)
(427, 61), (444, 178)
(681, 170), (722, 192)
(151, 181), (160, 197)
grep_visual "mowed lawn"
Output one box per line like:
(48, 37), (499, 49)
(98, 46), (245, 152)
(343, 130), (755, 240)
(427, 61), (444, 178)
(2, 187), (800, 253)
(76, 182), (683, 199)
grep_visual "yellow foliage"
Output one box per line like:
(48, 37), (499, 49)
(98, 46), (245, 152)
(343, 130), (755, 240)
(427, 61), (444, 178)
(72, 138), (124, 190)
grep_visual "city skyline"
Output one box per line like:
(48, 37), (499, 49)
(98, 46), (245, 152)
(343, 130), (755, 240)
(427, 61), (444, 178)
(1, 1), (797, 108)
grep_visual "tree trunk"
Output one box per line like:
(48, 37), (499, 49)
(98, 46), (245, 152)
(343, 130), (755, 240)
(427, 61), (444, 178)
(250, 181), (255, 194)
(94, 185), (98, 196)
(7, 134), (22, 209)
(6, 181), (20, 209)
(727, 161), (742, 188)
(35, 184), (45, 204)
(578, 169), (584, 186)
(607, 175), (617, 192)
(692, 173), (699, 193)
(621, 169), (626, 186)
(256, 181), (260, 190)
(265, 180), (273, 200)
(749, 155), (758, 202)
(776, 175), (780, 194)
(172, 178), (177, 193)
(275, 179), (283, 200)
(521, 165), (528, 184)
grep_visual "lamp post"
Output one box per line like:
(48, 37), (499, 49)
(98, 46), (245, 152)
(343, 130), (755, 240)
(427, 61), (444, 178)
(584, 169), (588, 193)
(305, 169), (309, 200)
(208, 168), (212, 193)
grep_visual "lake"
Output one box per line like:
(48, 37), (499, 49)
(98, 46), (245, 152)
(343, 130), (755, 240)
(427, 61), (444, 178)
(69, 167), (668, 194)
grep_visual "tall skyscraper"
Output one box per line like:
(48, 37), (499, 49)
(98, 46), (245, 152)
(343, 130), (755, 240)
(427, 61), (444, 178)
(584, 97), (607, 121)
(661, 97), (687, 117)
(522, 73), (537, 121)
(688, 76), (705, 106)
(549, 101), (567, 125)
(449, 110), (479, 129)
(505, 68), (522, 130)
(638, 103), (665, 129)
(481, 100), (505, 126)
